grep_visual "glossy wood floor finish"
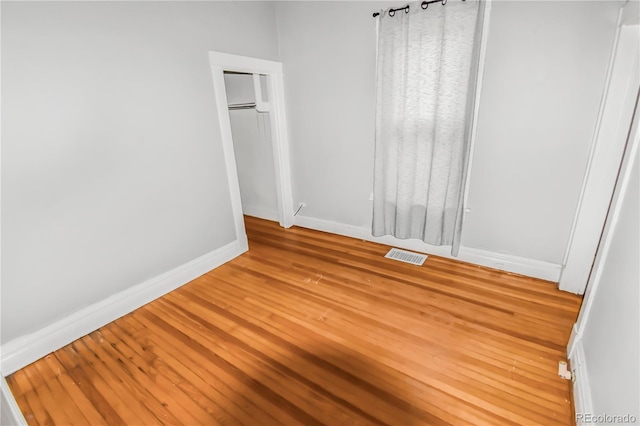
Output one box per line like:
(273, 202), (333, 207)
(8, 217), (582, 425)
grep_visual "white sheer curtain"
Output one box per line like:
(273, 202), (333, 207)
(372, 0), (484, 256)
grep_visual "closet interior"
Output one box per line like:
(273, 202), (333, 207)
(224, 72), (279, 222)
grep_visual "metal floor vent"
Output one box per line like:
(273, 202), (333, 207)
(384, 248), (427, 266)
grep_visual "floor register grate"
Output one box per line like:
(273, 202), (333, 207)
(384, 248), (428, 266)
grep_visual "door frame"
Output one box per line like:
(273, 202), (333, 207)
(208, 52), (294, 250)
(559, 18), (640, 294)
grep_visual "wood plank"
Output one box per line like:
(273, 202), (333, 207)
(6, 216), (579, 425)
(61, 342), (153, 425)
(6, 372), (30, 398)
(52, 349), (127, 426)
(96, 325), (228, 425)
(153, 297), (387, 426)
(41, 355), (109, 426)
(165, 288), (511, 426)
(184, 279), (571, 416)
(185, 277), (563, 425)
(112, 315), (290, 425)
(22, 390), (54, 426)
(80, 330), (213, 425)
(128, 309), (318, 425)
(31, 358), (93, 425)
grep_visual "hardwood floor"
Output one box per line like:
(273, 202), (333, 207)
(7, 216), (582, 425)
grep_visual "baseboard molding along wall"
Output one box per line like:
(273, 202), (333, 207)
(570, 340), (593, 425)
(1, 239), (247, 376)
(242, 205), (279, 222)
(293, 215), (562, 282)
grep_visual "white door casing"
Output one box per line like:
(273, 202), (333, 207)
(559, 17), (640, 294)
(208, 52), (294, 250)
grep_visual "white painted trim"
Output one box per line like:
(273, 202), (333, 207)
(559, 19), (640, 294)
(294, 215), (561, 282)
(252, 73), (270, 113)
(209, 64), (249, 251)
(0, 240), (245, 375)
(268, 72), (295, 228)
(242, 205), (279, 222)
(561, 8), (624, 270)
(1, 376), (27, 426)
(566, 71), (638, 421)
(460, 247), (561, 282)
(208, 52), (294, 230)
(570, 340), (594, 425)
(567, 324), (579, 360)
(569, 86), (639, 357)
(208, 52), (283, 75)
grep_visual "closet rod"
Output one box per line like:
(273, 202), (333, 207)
(372, 0), (463, 18)
(228, 102), (256, 110)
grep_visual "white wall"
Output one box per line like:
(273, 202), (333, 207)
(276, 1), (619, 268)
(463, 0), (621, 264)
(578, 139), (639, 422)
(1, 1), (280, 345)
(224, 73), (279, 221)
(276, 1), (393, 226)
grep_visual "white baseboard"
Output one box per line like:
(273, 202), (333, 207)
(567, 324), (579, 359)
(242, 205), (279, 222)
(1, 239), (246, 376)
(1, 376), (27, 426)
(293, 215), (562, 282)
(570, 340), (593, 425)
(461, 246), (562, 282)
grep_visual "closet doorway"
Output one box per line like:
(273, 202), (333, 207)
(224, 72), (279, 222)
(208, 52), (294, 251)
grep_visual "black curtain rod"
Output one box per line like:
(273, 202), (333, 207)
(372, 0), (464, 18)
